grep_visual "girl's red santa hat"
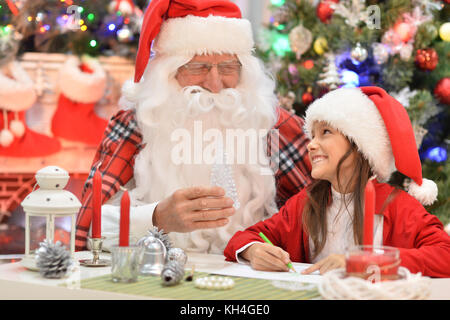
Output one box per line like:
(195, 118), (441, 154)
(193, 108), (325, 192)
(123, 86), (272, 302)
(134, 0), (254, 83)
(304, 86), (438, 206)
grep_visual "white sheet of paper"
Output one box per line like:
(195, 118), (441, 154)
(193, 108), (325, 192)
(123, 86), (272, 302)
(209, 262), (322, 284)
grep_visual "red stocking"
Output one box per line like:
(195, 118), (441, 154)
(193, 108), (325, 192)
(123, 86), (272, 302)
(51, 56), (108, 146)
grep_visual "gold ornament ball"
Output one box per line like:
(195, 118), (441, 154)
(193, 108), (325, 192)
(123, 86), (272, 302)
(439, 22), (450, 42)
(314, 37), (328, 55)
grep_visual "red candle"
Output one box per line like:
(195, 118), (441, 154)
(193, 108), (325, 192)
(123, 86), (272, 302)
(363, 179), (375, 246)
(119, 190), (130, 247)
(92, 169), (102, 239)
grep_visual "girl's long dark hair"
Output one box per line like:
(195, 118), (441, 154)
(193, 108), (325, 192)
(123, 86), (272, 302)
(302, 141), (373, 260)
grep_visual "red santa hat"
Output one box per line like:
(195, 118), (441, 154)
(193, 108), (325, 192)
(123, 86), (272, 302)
(304, 86), (438, 206)
(134, 0), (254, 83)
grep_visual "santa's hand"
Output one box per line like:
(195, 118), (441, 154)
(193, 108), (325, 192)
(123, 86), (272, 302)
(240, 243), (290, 272)
(302, 254), (345, 275)
(152, 186), (236, 233)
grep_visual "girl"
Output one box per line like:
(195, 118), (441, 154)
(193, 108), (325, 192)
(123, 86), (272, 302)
(224, 86), (450, 278)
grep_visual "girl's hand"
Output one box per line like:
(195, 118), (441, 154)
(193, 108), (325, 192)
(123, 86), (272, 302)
(302, 254), (345, 275)
(240, 243), (291, 272)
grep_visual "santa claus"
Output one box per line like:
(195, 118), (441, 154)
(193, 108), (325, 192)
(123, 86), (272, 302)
(75, 0), (312, 253)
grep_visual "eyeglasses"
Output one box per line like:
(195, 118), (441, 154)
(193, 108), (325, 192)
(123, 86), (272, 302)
(180, 60), (242, 76)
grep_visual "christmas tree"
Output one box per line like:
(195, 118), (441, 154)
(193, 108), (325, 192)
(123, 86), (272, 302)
(258, 0), (449, 224)
(0, 0), (150, 59)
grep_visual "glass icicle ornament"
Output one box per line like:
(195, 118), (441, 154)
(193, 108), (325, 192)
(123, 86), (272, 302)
(210, 151), (240, 210)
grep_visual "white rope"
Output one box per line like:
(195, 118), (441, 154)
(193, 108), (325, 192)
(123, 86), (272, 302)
(318, 267), (431, 300)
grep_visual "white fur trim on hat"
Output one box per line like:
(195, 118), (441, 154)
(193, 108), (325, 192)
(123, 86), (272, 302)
(0, 61), (36, 111)
(58, 56), (107, 104)
(407, 178), (438, 206)
(304, 87), (396, 182)
(153, 15), (254, 56)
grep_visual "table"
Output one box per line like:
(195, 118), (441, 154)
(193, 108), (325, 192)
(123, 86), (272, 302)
(0, 252), (449, 300)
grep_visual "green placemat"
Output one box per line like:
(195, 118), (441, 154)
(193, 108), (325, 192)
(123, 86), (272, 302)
(73, 272), (321, 300)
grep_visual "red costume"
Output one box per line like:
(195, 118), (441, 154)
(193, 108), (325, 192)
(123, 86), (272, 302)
(224, 180), (450, 278)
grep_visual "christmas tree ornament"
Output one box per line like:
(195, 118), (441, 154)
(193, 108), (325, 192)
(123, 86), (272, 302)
(313, 37), (328, 55)
(302, 88), (314, 105)
(195, 276), (235, 290)
(372, 43), (389, 65)
(439, 22), (450, 42)
(414, 48), (438, 71)
(394, 21), (415, 42)
(167, 247), (188, 266)
(51, 56), (108, 146)
(161, 260), (185, 286)
(288, 63), (298, 76)
(399, 43), (413, 61)
(210, 151), (240, 210)
(413, 0), (444, 14)
(318, 53), (342, 89)
(36, 239), (73, 279)
(145, 226), (173, 251)
(302, 59), (315, 69)
(329, 0), (371, 28)
(351, 42), (368, 63)
(288, 24), (313, 59)
(381, 29), (403, 55)
(434, 78), (450, 105)
(137, 234), (167, 276)
(316, 0), (339, 24)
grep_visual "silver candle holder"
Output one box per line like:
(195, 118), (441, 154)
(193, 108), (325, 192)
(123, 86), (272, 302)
(79, 237), (111, 267)
(111, 245), (144, 283)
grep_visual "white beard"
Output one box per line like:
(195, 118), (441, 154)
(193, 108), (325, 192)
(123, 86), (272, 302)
(132, 85), (278, 254)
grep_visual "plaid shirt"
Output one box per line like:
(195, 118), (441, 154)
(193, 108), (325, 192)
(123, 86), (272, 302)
(75, 107), (312, 251)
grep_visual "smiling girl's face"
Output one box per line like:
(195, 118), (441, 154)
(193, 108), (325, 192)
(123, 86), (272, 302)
(307, 121), (358, 193)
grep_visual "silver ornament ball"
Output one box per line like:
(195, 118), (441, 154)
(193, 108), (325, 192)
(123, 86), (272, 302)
(167, 247), (187, 266)
(351, 43), (368, 62)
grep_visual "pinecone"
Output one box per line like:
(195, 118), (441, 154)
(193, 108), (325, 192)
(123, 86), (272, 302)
(36, 239), (72, 279)
(161, 261), (185, 286)
(147, 226), (173, 251)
